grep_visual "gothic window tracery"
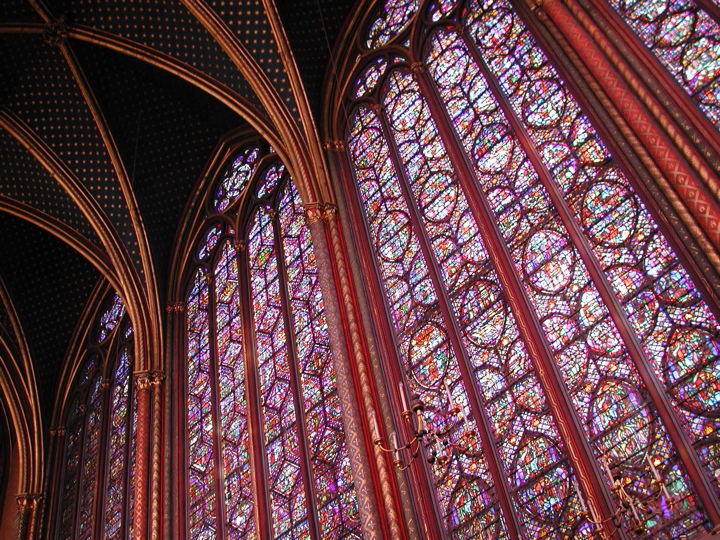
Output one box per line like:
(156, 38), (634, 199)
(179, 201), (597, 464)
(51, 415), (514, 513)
(341, 0), (720, 538)
(55, 293), (136, 540)
(185, 141), (362, 539)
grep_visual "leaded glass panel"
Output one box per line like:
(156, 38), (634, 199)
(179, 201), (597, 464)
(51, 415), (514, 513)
(343, 0), (720, 537)
(607, 0), (720, 126)
(185, 143), (362, 539)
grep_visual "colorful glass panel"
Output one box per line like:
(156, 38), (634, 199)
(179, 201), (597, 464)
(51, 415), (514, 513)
(465, 0), (720, 524)
(366, 0), (421, 48)
(77, 374), (103, 539)
(345, 0), (720, 537)
(607, 0), (720, 126)
(215, 240), (255, 538)
(198, 225), (223, 261)
(187, 269), (219, 539)
(187, 142), (364, 539)
(98, 294), (125, 342)
(355, 57), (388, 98)
(57, 292), (137, 540)
(256, 163), (285, 198)
(104, 348), (131, 540)
(214, 146), (260, 212)
(348, 105), (502, 537)
(278, 181), (362, 538)
(57, 392), (87, 540)
(126, 380), (138, 540)
(423, 19), (707, 535)
(249, 207), (310, 539)
(382, 66), (581, 537)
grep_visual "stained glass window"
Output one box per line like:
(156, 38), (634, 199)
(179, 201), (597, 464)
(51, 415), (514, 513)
(185, 141), (362, 539)
(607, 0), (720, 127)
(342, 0), (720, 538)
(55, 293), (137, 540)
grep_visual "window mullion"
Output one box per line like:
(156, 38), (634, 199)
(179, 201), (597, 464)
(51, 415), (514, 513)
(206, 270), (228, 540)
(95, 338), (120, 540)
(272, 203), (322, 540)
(121, 346), (135, 540)
(237, 240), (273, 540)
(376, 100), (523, 540)
(411, 53), (622, 532)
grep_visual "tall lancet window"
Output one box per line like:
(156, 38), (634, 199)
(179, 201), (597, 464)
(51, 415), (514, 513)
(340, 0), (720, 538)
(184, 141), (362, 539)
(55, 292), (137, 540)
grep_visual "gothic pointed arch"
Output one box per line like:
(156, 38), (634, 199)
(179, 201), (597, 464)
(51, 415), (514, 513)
(49, 288), (137, 540)
(177, 134), (368, 539)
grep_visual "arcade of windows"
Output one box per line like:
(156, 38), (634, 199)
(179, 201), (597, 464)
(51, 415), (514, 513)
(51, 0), (720, 538)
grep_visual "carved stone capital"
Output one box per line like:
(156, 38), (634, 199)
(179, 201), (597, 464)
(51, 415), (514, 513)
(410, 61), (425, 75)
(16, 493), (41, 508)
(43, 16), (68, 46)
(305, 203), (338, 225)
(134, 371), (153, 391)
(49, 426), (66, 437)
(324, 139), (345, 152)
(135, 370), (165, 391)
(149, 371), (165, 387)
(164, 302), (184, 314)
(235, 239), (246, 252)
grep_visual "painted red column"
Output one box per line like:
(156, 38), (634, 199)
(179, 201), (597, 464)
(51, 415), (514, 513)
(132, 372), (152, 540)
(149, 371), (165, 540)
(539, 0), (720, 251)
(319, 192), (406, 540)
(305, 203), (384, 540)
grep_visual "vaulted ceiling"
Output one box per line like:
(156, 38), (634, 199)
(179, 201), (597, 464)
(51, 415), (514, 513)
(0, 0), (357, 426)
